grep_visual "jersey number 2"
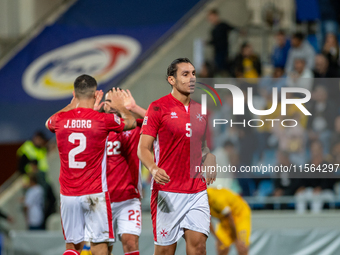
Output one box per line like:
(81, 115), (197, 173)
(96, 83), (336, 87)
(68, 133), (86, 169)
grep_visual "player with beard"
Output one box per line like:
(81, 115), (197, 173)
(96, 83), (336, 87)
(138, 58), (216, 255)
(103, 88), (146, 255)
(46, 75), (136, 255)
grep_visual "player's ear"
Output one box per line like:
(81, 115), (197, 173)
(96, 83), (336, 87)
(167, 76), (175, 86)
(72, 91), (75, 97)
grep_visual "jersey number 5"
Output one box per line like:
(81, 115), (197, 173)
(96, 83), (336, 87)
(68, 133), (86, 169)
(186, 123), (192, 137)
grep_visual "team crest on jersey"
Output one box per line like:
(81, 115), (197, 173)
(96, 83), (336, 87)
(170, 112), (178, 118)
(123, 130), (132, 137)
(196, 113), (203, 122)
(23, 35), (141, 100)
(143, 116), (148, 125)
(114, 114), (121, 125)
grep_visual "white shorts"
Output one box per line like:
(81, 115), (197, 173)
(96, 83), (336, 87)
(60, 191), (114, 244)
(151, 190), (210, 246)
(111, 198), (142, 242)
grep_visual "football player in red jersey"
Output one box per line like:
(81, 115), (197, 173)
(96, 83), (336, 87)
(138, 58), (216, 255)
(103, 89), (146, 255)
(45, 75), (136, 255)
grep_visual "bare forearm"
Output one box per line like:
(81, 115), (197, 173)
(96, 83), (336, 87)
(202, 140), (210, 163)
(130, 105), (147, 119)
(228, 215), (237, 239)
(117, 107), (137, 130)
(137, 146), (157, 173)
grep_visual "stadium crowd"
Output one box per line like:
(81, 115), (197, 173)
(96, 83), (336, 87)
(203, 7), (340, 213)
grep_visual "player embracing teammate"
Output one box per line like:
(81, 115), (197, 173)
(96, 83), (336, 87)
(46, 75), (137, 255)
(47, 58), (216, 255)
(103, 88), (146, 255)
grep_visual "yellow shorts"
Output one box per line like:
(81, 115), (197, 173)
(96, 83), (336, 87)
(215, 213), (251, 248)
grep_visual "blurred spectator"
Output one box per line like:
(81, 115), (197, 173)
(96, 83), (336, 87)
(271, 30), (291, 68)
(257, 92), (281, 161)
(212, 93), (238, 148)
(295, 141), (335, 214)
(273, 150), (301, 197)
(322, 33), (340, 68)
(273, 114), (307, 166)
(307, 86), (337, 154)
(17, 131), (48, 175)
(259, 67), (287, 96)
(285, 32), (316, 73)
(330, 116), (340, 149)
(198, 61), (214, 78)
(313, 54), (339, 78)
(211, 141), (240, 191)
(213, 140), (234, 169)
(316, 0), (339, 51)
(286, 58), (314, 90)
(29, 160), (56, 229)
(232, 42), (262, 84)
(207, 9), (235, 74)
(24, 174), (45, 230)
(234, 88), (257, 167)
(313, 54), (340, 105)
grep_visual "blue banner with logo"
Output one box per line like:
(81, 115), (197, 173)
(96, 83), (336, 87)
(0, 0), (204, 142)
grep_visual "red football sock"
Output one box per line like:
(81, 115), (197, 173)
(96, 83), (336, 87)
(125, 251), (140, 255)
(63, 250), (80, 255)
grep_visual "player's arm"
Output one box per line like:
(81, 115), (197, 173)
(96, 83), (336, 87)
(137, 134), (170, 185)
(45, 96), (77, 130)
(106, 89), (136, 130)
(225, 210), (237, 240)
(202, 140), (216, 185)
(121, 89), (146, 118)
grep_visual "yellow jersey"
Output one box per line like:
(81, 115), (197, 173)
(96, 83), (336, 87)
(207, 187), (250, 221)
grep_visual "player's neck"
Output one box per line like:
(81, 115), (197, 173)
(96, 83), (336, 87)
(171, 89), (190, 106)
(74, 98), (95, 109)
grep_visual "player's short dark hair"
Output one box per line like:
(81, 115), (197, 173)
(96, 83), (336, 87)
(208, 8), (219, 16)
(292, 32), (305, 41)
(74, 74), (97, 99)
(167, 58), (194, 79)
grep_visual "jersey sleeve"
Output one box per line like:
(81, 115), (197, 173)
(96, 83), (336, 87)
(140, 102), (161, 138)
(104, 113), (125, 133)
(136, 118), (144, 128)
(47, 114), (58, 133)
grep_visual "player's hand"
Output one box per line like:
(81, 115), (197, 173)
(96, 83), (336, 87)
(121, 89), (136, 111)
(94, 90), (104, 111)
(204, 153), (216, 185)
(150, 167), (170, 185)
(106, 88), (125, 110)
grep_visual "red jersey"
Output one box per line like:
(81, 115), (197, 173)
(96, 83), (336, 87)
(47, 108), (125, 196)
(141, 93), (207, 193)
(106, 119), (143, 202)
